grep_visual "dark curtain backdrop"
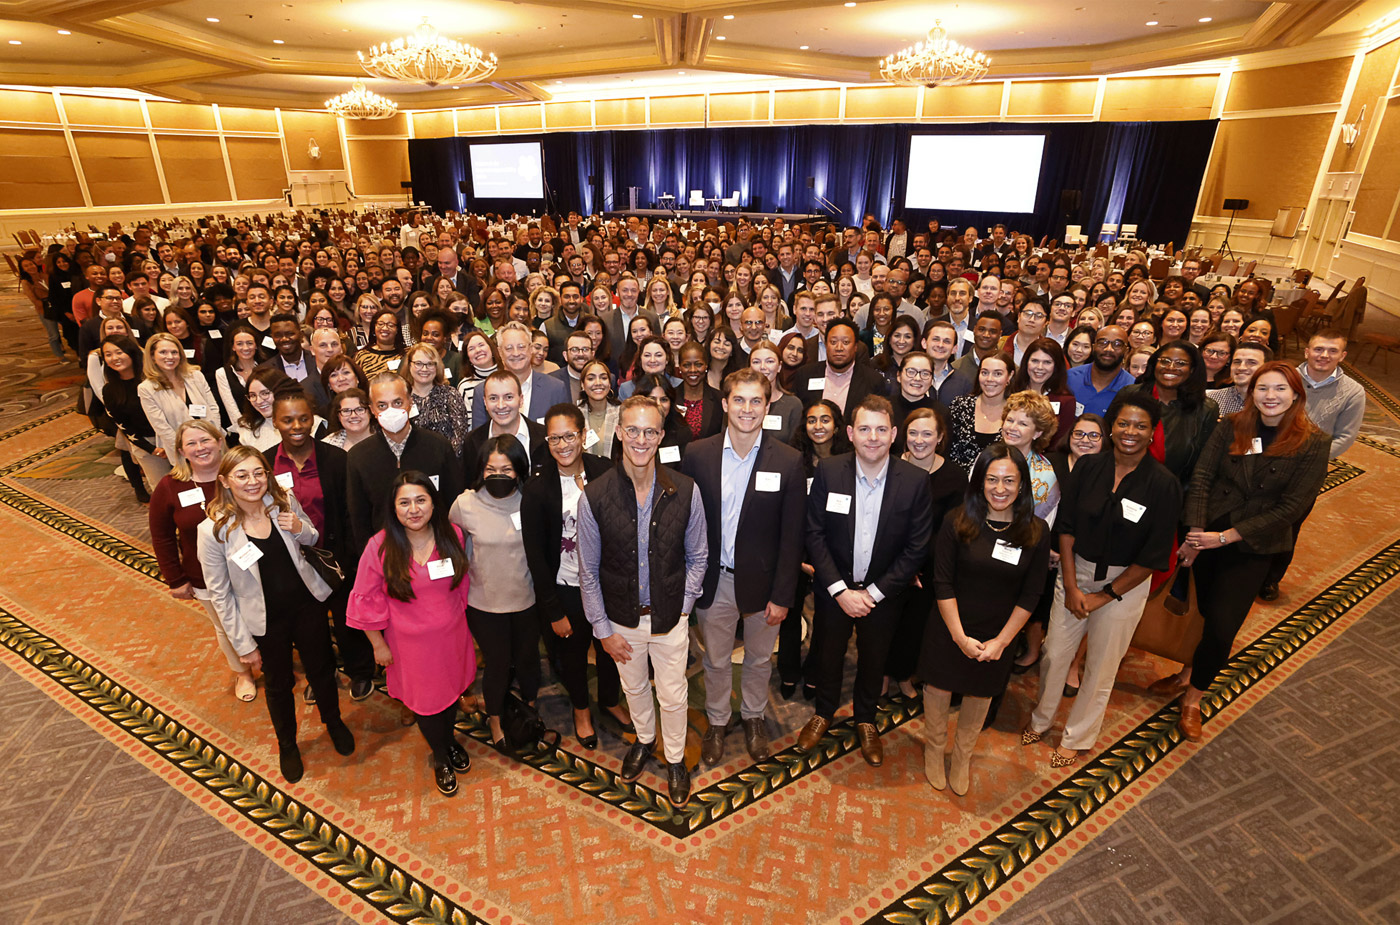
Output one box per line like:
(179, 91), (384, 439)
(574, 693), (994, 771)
(407, 120), (1216, 247)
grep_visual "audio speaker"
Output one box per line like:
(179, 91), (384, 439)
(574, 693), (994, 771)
(458, 180), (469, 194)
(806, 176), (815, 189)
(400, 181), (413, 189)
(588, 174), (597, 184)
(1222, 198), (1249, 211)
(1060, 189), (1082, 212)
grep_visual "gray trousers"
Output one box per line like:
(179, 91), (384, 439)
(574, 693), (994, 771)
(697, 570), (781, 726)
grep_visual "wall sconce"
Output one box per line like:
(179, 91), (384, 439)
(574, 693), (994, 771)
(1341, 104), (1366, 147)
(307, 137), (321, 160)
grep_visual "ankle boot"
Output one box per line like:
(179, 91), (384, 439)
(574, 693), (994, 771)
(921, 686), (951, 791)
(949, 695), (992, 796)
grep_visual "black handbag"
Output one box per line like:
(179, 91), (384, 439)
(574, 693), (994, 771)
(300, 544), (344, 591)
(500, 690), (559, 753)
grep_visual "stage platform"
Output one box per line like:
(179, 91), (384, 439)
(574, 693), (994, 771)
(603, 208), (830, 223)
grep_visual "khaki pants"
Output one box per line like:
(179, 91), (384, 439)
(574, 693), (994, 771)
(200, 598), (249, 673)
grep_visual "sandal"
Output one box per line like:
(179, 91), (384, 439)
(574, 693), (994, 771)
(234, 675), (257, 702)
(1049, 748), (1080, 768)
(1020, 728), (1044, 746)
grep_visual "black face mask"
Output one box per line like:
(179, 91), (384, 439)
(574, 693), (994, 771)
(483, 475), (516, 499)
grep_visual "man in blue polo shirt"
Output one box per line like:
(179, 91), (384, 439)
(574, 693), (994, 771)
(1066, 325), (1134, 417)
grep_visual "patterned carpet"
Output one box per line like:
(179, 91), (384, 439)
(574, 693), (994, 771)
(2, 283), (1398, 925)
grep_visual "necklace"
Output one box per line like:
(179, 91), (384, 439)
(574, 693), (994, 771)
(985, 517), (1012, 533)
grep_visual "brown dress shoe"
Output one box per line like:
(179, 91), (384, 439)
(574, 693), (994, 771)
(742, 717), (771, 761)
(1179, 703), (1203, 740)
(700, 725), (726, 766)
(796, 715), (829, 752)
(1149, 674), (1189, 697)
(856, 722), (883, 766)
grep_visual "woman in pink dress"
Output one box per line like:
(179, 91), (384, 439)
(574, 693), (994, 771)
(348, 471), (476, 797)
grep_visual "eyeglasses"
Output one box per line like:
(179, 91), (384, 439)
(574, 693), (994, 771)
(622, 426), (663, 441)
(1202, 347), (1231, 358)
(902, 368), (933, 381)
(545, 432), (581, 447)
(341, 407), (367, 417)
(1019, 311), (1046, 321)
(1157, 357), (1192, 369)
(1070, 430), (1102, 441)
(1094, 339), (1127, 349)
(410, 360), (436, 371)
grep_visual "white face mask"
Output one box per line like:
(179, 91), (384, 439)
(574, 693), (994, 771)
(377, 407), (409, 432)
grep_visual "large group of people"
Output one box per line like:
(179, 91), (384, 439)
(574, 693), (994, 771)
(18, 205), (1366, 806)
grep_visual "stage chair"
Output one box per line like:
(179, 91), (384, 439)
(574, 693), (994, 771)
(722, 190), (740, 210)
(1064, 225), (1085, 246)
(1120, 223), (1139, 243)
(1099, 223), (1119, 243)
(689, 190), (705, 208)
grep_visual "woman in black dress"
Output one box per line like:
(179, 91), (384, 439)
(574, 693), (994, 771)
(920, 443), (1050, 796)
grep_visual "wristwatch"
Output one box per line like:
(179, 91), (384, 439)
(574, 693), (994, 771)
(1218, 532), (1228, 546)
(1102, 581), (1124, 602)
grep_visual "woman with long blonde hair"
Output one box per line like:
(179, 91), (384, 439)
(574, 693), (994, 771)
(137, 331), (221, 461)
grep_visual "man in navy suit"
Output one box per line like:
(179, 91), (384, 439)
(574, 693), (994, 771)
(797, 394), (933, 767)
(471, 321), (569, 426)
(259, 312), (329, 413)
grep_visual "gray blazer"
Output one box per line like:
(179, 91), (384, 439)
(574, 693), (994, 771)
(137, 375), (222, 458)
(196, 493), (331, 656)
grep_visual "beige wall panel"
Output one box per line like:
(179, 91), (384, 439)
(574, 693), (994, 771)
(594, 98), (648, 126)
(1198, 113), (1334, 219)
(649, 95), (704, 124)
(1332, 39), (1400, 172)
(0, 129), (84, 209)
(225, 137), (288, 200)
(156, 135), (230, 203)
(0, 89), (60, 123)
(413, 110), (456, 138)
(218, 107), (279, 133)
(457, 108), (498, 133)
(774, 89), (840, 122)
(544, 101), (592, 130)
(146, 101), (217, 132)
(1352, 98), (1400, 237)
(708, 92), (768, 123)
(344, 113), (409, 137)
(921, 83), (1003, 119)
(1007, 80), (1097, 117)
(498, 105), (543, 133)
(72, 132), (163, 205)
(1100, 75), (1217, 121)
(844, 86), (918, 120)
(60, 95), (144, 128)
(281, 110), (343, 171)
(347, 138), (409, 196)
(1225, 56), (1351, 112)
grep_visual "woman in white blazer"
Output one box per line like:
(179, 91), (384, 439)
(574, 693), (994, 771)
(137, 332), (222, 460)
(197, 444), (354, 783)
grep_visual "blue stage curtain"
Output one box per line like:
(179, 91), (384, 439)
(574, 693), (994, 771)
(407, 120), (1215, 246)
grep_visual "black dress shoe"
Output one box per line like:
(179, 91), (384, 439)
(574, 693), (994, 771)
(326, 721), (356, 756)
(780, 681), (798, 700)
(620, 740), (653, 782)
(434, 763), (458, 796)
(801, 683), (817, 702)
(303, 684), (316, 705)
(667, 761), (691, 807)
(279, 745), (304, 783)
(350, 678), (374, 701)
(1258, 582), (1280, 602)
(1063, 683), (1080, 698)
(447, 742), (471, 772)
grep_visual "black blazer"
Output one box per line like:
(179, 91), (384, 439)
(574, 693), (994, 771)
(680, 385), (725, 442)
(461, 418), (548, 487)
(791, 360), (888, 420)
(258, 352), (329, 414)
(805, 453), (933, 605)
(346, 427), (461, 550)
(681, 433), (806, 612)
(308, 441), (352, 569)
(519, 453), (612, 617)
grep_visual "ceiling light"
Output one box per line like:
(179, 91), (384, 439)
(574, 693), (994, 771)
(632, 13), (643, 18)
(358, 17), (497, 87)
(1146, 20), (1158, 26)
(1198, 17), (1212, 23)
(723, 14), (734, 20)
(716, 35), (726, 40)
(8, 40), (20, 45)
(799, 45), (809, 50)
(206, 17), (220, 23)
(57, 30), (71, 35)
(678, 71), (686, 75)
(273, 39), (284, 44)
(326, 80), (399, 119)
(880, 20), (989, 87)
(844, 2), (857, 6)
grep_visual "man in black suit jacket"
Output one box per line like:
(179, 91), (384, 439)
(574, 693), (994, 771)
(259, 312), (329, 413)
(797, 394), (933, 767)
(681, 370), (806, 765)
(429, 246), (481, 306)
(792, 319), (887, 419)
(461, 370), (548, 486)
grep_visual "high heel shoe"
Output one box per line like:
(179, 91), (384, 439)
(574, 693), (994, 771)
(1049, 747), (1079, 768)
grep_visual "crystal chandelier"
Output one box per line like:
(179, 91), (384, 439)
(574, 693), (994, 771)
(326, 80), (399, 120)
(880, 21), (990, 88)
(358, 18), (498, 87)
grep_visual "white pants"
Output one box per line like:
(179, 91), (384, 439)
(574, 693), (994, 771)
(613, 614), (690, 765)
(200, 598), (249, 674)
(1029, 556), (1149, 752)
(697, 571), (780, 726)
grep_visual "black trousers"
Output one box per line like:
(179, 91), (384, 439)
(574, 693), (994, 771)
(884, 580), (933, 680)
(255, 600), (342, 749)
(326, 581), (375, 682)
(813, 592), (902, 725)
(465, 605), (541, 716)
(1265, 498), (1316, 585)
(416, 702), (459, 766)
(777, 570), (817, 686)
(542, 585), (621, 711)
(1188, 543), (1273, 692)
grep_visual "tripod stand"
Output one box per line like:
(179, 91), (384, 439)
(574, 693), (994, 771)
(1217, 205), (1239, 260)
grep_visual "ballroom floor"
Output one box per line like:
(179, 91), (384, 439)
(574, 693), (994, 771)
(2, 281), (1398, 925)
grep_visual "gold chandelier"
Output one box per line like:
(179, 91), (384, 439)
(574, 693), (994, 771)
(358, 18), (498, 87)
(880, 20), (990, 88)
(326, 80), (399, 120)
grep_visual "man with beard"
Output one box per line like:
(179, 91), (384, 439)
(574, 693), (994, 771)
(1066, 325), (1135, 417)
(792, 319), (887, 417)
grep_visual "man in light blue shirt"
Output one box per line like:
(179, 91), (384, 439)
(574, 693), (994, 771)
(1066, 325), (1134, 418)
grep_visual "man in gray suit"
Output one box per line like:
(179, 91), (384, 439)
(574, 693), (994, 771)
(600, 275), (659, 354)
(471, 321), (570, 425)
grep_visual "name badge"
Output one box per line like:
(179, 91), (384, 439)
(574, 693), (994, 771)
(659, 445), (681, 464)
(428, 474), (440, 489)
(1120, 498), (1146, 523)
(60, 281), (72, 289)
(826, 492), (852, 514)
(755, 471), (781, 492)
(387, 358), (402, 371)
(184, 348), (196, 359)
(230, 542), (263, 570)
(762, 414), (781, 431)
(177, 487), (205, 508)
(426, 558), (454, 580)
(443, 368), (453, 380)
(806, 477), (814, 494)
(1248, 437), (1263, 455)
(962, 328), (974, 342)
(510, 511), (522, 531)
(275, 471), (295, 490)
(1075, 402), (1085, 416)
(409, 404), (420, 419)
(188, 404), (207, 419)
(1050, 401), (1060, 414)
(262, 335), (276, 350)
(991, 539), (1022, 565)
(584, 428), (599, 449)
(207, 329), (222, 340)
